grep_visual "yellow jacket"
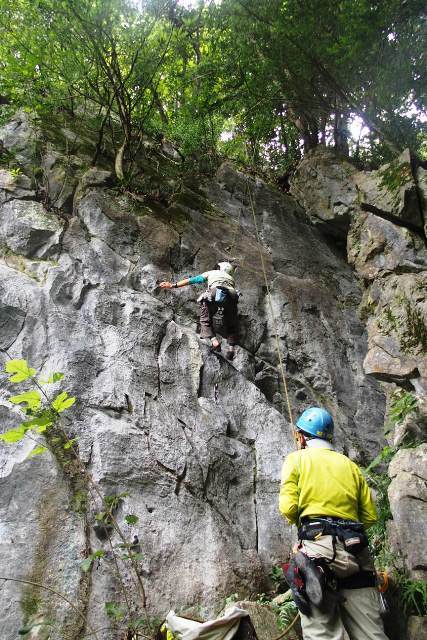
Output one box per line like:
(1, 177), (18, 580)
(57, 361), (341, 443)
(279, 444), (377, 528)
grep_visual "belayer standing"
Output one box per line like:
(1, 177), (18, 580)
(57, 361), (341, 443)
(279, 407), (388, 640)
(159, 261), (239, 360)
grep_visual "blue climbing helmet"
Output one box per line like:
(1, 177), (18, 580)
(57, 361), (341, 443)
(296, 407), (334, 441)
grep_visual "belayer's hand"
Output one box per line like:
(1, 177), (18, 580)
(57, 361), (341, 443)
(160, 281), (173, 288)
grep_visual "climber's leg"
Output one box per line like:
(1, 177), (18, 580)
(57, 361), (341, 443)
(223, 290), (239, 347)
(340, 588), (388, 640)
(199, 296), (217, 341)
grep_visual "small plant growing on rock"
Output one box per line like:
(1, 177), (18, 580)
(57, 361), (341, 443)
(387, 390), (417, 429)
(0, 354), (150, 639)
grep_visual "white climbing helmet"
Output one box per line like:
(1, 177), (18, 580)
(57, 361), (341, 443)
(217, 261), (235, 275)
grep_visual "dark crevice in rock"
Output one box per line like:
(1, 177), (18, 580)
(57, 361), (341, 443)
(125, 394), (133, 414)
(87, 403), (131, 416)
(252, 444), (258, 554)
(74, 282), (99, 310)
(361, 203), (426, 241)
(155, 459), (187, 496)
(155, 319), (170, 397)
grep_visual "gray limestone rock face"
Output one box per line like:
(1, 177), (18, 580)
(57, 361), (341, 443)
(289, 146), (358, 239)
(407, 616), (427, 640)
(347, 210), (427, 282)
(0, 169), (35, 205)
(0, 110), (41, 168)
(0, 147), (388, 637)
(388, 444), (427, 580)
(0, 199), (63, 259)
(416, 165), (427, 237)
(353, 149), (423, 231)
(362, 273), (427, 391)
(41, 148), (86, 212)
(235, 600), (301, 640)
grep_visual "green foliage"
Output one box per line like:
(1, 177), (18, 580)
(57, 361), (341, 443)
(125, 514), (139, 526)
(269, 565), (284, 585)
(224, 593), (239, 607)
(105, 601), (126, 621)
(27, 445), (48, 458)
(256, 589), (298, 631)
(365, 445), (397, 473)
(5, 359), (36, 383)
(0, 0), (424, 178)
(388, 390), (418, 428)
(80, 550), (105, 573)
(51, 391), (76, 413)
(363, 445), (396, 568)
(401, 299), (427, 354)
(0, 359), (75, 448)
(10, 390), (42, 412)
(398, 578), (427, 617)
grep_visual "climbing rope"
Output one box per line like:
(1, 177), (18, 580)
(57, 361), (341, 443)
(244, 178), (298, 444)
(272, 611), (300, 640)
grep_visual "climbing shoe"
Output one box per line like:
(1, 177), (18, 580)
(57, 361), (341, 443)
(225, 345), (235, 360)
(283, 559), (311, 616)
(293, 551), (325, 608)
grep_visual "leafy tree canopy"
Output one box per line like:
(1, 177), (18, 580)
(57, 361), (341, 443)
(0, 0), (425, 178)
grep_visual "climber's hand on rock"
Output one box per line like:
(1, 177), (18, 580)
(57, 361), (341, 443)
(160, 281), (173, 289)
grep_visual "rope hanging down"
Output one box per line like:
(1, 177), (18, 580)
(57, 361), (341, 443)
(244, 178), (298, 445)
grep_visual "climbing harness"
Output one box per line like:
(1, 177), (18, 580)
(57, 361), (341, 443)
(298, 517), (369, 556)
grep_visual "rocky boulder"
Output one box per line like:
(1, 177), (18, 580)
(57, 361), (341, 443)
(290, 146), (358, 239)
(388, 444), (427, 580)
(0, 199), (63, 259)
(354, 150), (424, 232)
(362, 273), (427, 392)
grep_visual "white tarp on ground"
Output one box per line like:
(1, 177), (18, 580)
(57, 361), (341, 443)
(166, 606), (249, 640)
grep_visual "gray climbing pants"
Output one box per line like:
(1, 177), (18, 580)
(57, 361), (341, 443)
(299, 536), (388, 640)
(199, 286), (239, 345)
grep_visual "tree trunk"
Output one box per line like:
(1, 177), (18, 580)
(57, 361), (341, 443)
(334, 111), (349, 156)
(115, 140), (126, 181)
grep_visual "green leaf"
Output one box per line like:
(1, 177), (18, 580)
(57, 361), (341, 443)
(10, 390), (41, 411)
(122, 551), (144, 561)
(27, 445), (48, 458)
(39, 372), (64, 384)
(95, 511), (107, 522)
(51, 391), (76, 413)
(5, 359), (36, 383)
(0, 425), (26, 443)
(105, 601), (126, 621)
(124, 514), (139, 525)
(80, 558), (93, 572)
(63, 438), (77, 450)
(80, 549), (105, 572)
(31, 413), (54, 433)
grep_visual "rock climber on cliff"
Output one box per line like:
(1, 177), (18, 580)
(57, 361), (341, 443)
(279, 407), (388, 640)
(159, 261), (239, 360)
